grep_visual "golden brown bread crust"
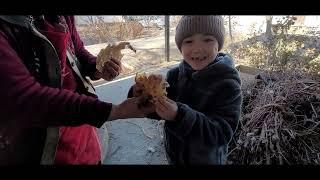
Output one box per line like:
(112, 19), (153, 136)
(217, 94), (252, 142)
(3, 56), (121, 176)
(135, 73), (169, 105)
(96, 42), (136, 72)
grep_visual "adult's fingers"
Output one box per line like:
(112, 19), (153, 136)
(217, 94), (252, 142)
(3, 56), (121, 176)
(110, 57), (121, 67)
(104, 65), (118, 78)
(104, 60), (121, 73)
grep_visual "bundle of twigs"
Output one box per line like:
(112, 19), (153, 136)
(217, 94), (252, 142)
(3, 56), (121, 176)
(227, 70), (320, 165)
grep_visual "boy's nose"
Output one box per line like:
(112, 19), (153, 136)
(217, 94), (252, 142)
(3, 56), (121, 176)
(192, 43), (204, 52)
(192, 47), (202, 54)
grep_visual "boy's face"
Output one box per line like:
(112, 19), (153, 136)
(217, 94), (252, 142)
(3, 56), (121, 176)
(181, 33), (219, 70)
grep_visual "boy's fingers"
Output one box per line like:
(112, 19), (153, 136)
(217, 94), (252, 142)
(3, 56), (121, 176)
(166, 98), (175, 104)
(155, 106), (165, 116)
(158, 97), (170, 108)
(155, 99), (167, 112)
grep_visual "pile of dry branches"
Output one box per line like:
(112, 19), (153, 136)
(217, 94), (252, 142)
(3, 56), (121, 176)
(227, 70), (320, 164)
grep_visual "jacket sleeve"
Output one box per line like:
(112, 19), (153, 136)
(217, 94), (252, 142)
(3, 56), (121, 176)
(64, 16), (99, 80)
(0, 31), (111, 129)
(166, 78), (242, 146)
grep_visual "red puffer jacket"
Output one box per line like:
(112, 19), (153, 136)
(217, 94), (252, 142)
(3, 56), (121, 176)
(39, 17), (102, 164)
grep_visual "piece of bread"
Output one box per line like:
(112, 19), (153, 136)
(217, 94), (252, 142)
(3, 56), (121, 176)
(96, 41), (136, 72)
(135, 73), (169, 105)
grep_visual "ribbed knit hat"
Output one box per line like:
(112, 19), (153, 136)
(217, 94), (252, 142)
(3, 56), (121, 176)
(175, 15), (225, 51)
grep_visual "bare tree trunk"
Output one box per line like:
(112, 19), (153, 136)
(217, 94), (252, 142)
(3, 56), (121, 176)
(228, 16), (233, 43)
(266, 16), (273, 39)
(266, 16), (273, 66)
(165, 15), (170, 62)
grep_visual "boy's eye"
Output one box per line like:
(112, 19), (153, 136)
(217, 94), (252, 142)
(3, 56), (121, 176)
(204, 38), (214, 42)
(183, 40), (193, 44)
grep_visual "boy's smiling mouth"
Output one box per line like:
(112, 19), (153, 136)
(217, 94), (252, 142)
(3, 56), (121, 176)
(191, 56), (207, 61)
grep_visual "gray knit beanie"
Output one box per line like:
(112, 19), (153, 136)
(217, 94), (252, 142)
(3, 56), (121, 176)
(175, 15), (225, 51)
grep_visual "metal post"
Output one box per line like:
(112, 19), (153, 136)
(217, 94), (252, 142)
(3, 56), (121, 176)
(165, 15), (170, 62)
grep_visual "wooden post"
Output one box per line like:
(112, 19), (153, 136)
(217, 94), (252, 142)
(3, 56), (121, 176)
(165, 15), (170, 62)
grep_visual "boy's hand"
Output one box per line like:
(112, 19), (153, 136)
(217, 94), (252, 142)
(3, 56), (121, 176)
(154, 97), (178, 121)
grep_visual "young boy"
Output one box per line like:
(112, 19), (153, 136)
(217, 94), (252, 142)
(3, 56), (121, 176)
(129, 16), (242, 164)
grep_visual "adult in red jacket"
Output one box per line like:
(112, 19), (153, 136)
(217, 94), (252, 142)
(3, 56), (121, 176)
(0, 15), (150, 165)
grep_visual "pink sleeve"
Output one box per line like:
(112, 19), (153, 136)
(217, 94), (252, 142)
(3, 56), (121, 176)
(0, 31), (111, 129)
